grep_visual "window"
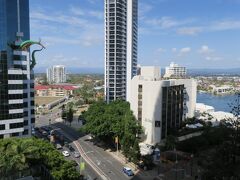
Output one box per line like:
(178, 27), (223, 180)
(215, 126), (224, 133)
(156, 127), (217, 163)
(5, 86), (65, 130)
(0, 124), (5, 130)
(10, 122), (23, 129)
(23, 129), (28, 135)
(31, 118), (35, 123)
(24, 120), (28, 126)
(155, 121), (161, 127)
(11, 132), (19, 137)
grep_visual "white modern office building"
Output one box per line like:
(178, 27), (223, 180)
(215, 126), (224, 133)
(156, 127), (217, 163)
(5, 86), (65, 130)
(164, 62), (187, 78)
(47, 65), (66, 84)
(130, 66), (197, 145)
(104, 0), (138, 102)
(0, 0), (35, 138)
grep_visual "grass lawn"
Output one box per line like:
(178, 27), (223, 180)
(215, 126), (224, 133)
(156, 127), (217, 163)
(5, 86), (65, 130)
(35, 96), (63, 106)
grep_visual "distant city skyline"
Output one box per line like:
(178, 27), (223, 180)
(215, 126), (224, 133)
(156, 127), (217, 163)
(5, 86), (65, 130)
(30, 0), (240, 71)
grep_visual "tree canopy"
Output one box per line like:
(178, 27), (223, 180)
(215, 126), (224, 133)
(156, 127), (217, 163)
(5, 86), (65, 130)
(0, 138), (80, 180)
(82, 100), (142, 163)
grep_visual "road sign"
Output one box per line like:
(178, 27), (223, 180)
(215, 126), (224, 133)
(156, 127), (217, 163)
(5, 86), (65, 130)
(80, 162), (85, 171)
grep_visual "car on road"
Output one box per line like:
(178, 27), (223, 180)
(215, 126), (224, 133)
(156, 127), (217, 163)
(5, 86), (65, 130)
(42, 131), (48, 136)
(34, 127), (39, 131)
(32, 128), (35, 135)
(73, 152), (80, 158)
(62, 151), (70, 157)
(56, 143), (62, 150)
(123, 167), (134, 176)
(65, 144), (75, 152)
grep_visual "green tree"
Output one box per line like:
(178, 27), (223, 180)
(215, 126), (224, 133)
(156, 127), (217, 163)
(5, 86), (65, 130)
(165, 135), (178, 150)
(0, 138), (81, 179)
(82, 100), (142, 163)
(66, 107), (74, 126)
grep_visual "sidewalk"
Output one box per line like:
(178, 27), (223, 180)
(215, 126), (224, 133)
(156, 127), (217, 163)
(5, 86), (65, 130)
(105, 149), (139, 173)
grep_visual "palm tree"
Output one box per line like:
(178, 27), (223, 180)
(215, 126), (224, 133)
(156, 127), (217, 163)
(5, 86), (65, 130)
(0, 139), (29, 178)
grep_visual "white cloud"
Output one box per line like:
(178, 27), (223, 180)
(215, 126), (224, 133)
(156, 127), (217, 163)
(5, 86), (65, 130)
(70, 6), (85, 16)
(87, 0), (98, 4)
(30, 11), (88, 28)
(176, 19), (240, 36)
(156, 48), (166, 53)
(139, 3), (153, 18)
(177, 27), (202, 35)
(211, 20), (240, 31)
(172, 48), (177, 52)
(180, 47), (191, 53)
(179, 47), (191, 56)
(146, 17), (193, 29)
(198, 45), (222, 61)
(42, 34), (102, 47)
(205, 56), (222, 61)
(198, 45), (214, 55)
(89, 10), (103, 19)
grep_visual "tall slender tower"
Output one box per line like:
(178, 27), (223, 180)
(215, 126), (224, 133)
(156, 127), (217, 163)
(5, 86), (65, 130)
(105, 0), (138, 102)
(0, 0), (35, 138)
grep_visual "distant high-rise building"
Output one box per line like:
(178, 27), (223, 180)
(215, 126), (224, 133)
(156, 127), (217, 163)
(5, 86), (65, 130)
(47, 65), (66, 84)
(164, 62), (187, 78)
(0, 0), (34, 138)
(104, 0), (138, 102)
(130, 66), (197, 145)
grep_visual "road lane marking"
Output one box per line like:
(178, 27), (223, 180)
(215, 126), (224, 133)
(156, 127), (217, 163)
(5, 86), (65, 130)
(51, 124), (109, 180)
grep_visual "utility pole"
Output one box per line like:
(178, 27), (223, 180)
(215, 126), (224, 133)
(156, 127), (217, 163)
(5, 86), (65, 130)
(115, 136), (119, 156)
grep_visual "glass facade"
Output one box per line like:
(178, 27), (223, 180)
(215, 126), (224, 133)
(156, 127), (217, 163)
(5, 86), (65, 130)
(0, 51), (9, 123)
(0, 0), (30, 51)
(0, 0), (32, 138)
(161, 85), (185, 139)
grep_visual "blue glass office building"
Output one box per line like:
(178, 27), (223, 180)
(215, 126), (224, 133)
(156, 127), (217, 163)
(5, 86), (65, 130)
(0, 0), (30, 50)
(0, 0), (35, 139)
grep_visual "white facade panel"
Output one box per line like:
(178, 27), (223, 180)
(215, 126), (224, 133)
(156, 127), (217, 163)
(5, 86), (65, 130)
(8, 89), (23, 94)
(14, 60), (27, 65)
(9, 99), (24, 104)
(8, 80), (23, 84)
(8, 69), (23, 74)
(9, 109), (24, 114)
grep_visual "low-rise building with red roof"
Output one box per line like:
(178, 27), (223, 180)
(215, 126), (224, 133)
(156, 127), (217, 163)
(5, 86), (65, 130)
(35, 85), (77, 97)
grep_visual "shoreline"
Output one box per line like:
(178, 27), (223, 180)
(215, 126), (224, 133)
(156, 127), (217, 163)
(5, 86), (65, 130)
(197, 90), (237, 96)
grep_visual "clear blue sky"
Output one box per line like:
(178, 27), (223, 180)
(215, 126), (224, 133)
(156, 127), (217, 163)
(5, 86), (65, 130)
(30, 0), (240, 72)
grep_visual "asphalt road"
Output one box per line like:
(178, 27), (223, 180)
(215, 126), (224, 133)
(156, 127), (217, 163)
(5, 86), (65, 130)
(52, 122), (133, 180)
(35, 106), (157, 180)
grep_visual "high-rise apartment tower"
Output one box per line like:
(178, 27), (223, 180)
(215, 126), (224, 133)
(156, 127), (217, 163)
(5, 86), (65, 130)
(104, 0), (138, 102)
(0, 0), (35, 138)
(47, 65), (66, 84)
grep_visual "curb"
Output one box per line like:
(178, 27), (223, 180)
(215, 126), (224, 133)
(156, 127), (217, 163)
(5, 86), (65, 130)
(105, 149), (140, 173)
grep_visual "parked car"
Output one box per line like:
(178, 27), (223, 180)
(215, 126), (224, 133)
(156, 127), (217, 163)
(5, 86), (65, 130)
(73, 152), (80, 158)
(34, 127), (39, 131)
(123, 167), (134, 176)
(42, 131), (48, 136)
(32, 128), (35, 135)
(56, 143), (62, 150)
(62, 151), (70, 157)
(66, 144), (75, 152)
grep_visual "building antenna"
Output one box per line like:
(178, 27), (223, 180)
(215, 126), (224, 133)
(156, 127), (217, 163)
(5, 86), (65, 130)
(17, 0), (20, 33)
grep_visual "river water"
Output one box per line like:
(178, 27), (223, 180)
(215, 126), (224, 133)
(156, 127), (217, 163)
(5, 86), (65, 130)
(197, 92), (238, 112)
